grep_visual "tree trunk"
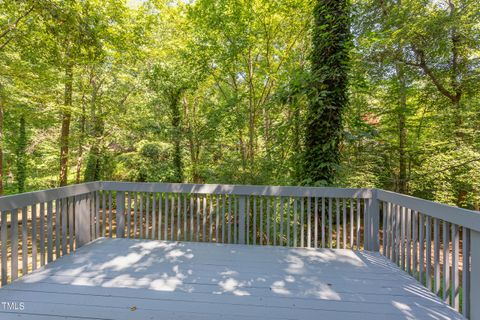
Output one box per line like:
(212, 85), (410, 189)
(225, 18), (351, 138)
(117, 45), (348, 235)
(16, 115), (27, 193)
(170, 91), (183, 182)
(396, 62), (408, 194)
(75, 102), (86, 184)
(59, 60), (73, 186)
(304, 0), (350, 185)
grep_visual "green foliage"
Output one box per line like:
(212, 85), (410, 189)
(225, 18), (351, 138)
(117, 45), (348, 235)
(0, 0), (478, 211)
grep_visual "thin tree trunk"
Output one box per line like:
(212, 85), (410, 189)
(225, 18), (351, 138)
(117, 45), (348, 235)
(16, 115), (27, 193)
(170, 91), (183, 182)
(59, 60), (74, 186)
(396, 62), (408, 194)
(75, 103), (86, 184)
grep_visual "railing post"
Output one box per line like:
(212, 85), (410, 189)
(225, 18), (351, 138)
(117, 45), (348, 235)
(76, 194), (91, 247)
(238, 195), (246, 245)
(471, 230), (480, 320)
(116, 191), (125, 238)
(367, 189), (380, 251)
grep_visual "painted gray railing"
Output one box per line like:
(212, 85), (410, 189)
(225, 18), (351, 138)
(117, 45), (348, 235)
(0, 182), (479, 319)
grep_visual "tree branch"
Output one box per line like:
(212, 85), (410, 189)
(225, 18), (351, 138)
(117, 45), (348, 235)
(0, 5), (35, 41)
(411, 47), (456, 102)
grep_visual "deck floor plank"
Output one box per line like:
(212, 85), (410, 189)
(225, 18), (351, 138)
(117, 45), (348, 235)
(0, 238), (464, 319)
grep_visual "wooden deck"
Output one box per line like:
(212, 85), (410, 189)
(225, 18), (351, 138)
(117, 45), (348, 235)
(0, 238), (464, 320)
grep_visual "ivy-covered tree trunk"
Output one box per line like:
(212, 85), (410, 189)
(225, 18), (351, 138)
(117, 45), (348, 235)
(16, 115), (27, 193)
(304, 0), (351, 185)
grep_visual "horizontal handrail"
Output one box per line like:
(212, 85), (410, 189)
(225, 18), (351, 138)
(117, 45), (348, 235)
(377, 189), (480, 232)
(0, 182), (101, 211)
(101, 181), (373, 198)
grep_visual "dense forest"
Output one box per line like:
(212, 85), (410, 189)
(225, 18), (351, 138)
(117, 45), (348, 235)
(0, 0), (479, 210)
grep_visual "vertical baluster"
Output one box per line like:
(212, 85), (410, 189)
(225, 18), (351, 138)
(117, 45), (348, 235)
(152, 193), (156, 240)
(145, 193), (150, 239)
(412, 210), (418, 277)
(391, 204), (396, 262)
(178, 194), (182, 241)
(233, 195), (239, 243)
(286, 198), (291, 247)
(279, 197), (284, 246)
(363, 199), (368, 249)
(382, 202), (386, 255)
(293, 198), (297, 247)
(158, 193), (163, 240)
(342, 199), (347, 249)
(406, 208), (411, 274)
(385, 202), (390, 259)
(209, 195), (214, 242)
(336, 198), (340, 249)
(215, 196), (220, 243)
(434, 218), (441, 296)
(1, 211), (7, 285)
(40, 203), (45, 266)
(164, 193), (169, 240)
(190, 194), (194, 241)
(221, 195), (225, 243)
(184, 194), (188, 241)
(314, 197), (318, 249)
(139, 193), (144, 239)
(68, 198), (74, 251)
(171, 193), (175, 241)
(396, 205), (401, 265)
(266, 197), (270, 245)
(108, 192), (113, 238)
(451, 224), (459, 310)
(259, 197), (263, 245)
(419, 213), (425, 284)
(426, 216), (432, 290)
(22, 207), (28, 275)
(62, 199), (67, 256)
(202, 195), (207, 242)
(350, 199), (354, 249)
(126, 193), (131, 238)
(307, 197), (311, 248)
(273, 197), (277, 246)
(12, 209), (19, 280)
(462, 227), (470, 317)
(443, 221), (450, 303)
(246, 196), (250, 245)
(356, 199), (360, 249)
(95, 192), (100, 240)
(401, 206), (405, 270)
(32, 204), (37, 270)
(322, 197), (326, 248)
(329, 198), (333, 249)
(55, 200), (60, 258)
(133, 193), (138, 238)
(300, 197), (305, 247)
(198, 195), (203, 242)
(102, 191), (106, 237)
(253, 196), (257, 245)
(47, 202), (53, 263)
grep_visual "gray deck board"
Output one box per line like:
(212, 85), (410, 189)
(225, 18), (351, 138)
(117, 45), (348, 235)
(0, 238), (464, 319)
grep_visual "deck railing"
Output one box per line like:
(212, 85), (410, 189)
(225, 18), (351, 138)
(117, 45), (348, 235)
(0, 181), (479, 319)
